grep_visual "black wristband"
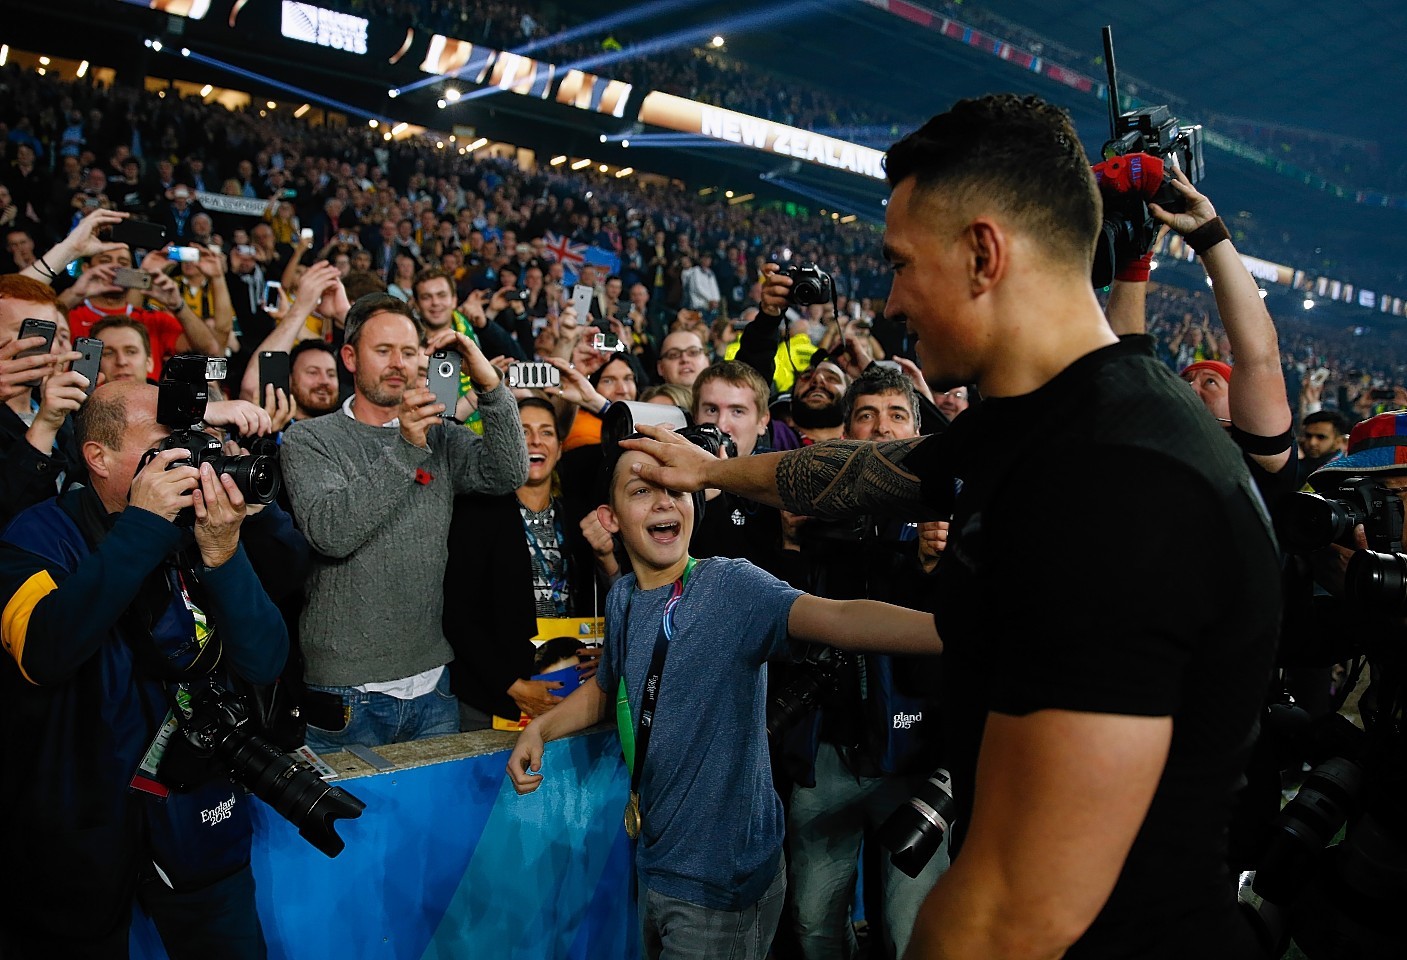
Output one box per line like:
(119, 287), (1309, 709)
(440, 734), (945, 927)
(35, 255), (57, 280)
(1228, 423), (1294, 457)
(1185, 216), (1230, 256)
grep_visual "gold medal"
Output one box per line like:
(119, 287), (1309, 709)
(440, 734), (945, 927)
(624, 791), (641, 840)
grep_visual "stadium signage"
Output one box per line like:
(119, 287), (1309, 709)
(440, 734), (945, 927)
(280, 1), (368, 56)
(639, 92), (888, 181)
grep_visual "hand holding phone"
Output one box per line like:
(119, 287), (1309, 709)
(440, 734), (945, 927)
(16, 318), (57, 388)
(262, 281), (283, 313)
(259, 351), (290, 402)
(71, 338), (103, 397)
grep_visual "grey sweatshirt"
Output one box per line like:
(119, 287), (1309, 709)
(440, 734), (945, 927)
(281, 384), (529, 686)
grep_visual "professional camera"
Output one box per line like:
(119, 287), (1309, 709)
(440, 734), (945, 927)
(1091, 28), (1206, 287)
(1278, 477), (1405, 554)
(877, 766), (956, 879)
(781, 262), (834, 307)
(676, 422), (738, 460)
(138, 354), (281, 524)
(766, 643), (853, 740)
(161, 681), (366, 858)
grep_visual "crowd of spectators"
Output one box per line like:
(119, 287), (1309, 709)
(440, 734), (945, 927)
(321, 0), (1407, 200)
(0, 45), (1399, 957)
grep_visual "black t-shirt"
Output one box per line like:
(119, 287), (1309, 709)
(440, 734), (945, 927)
(910, 336), (1279, 960)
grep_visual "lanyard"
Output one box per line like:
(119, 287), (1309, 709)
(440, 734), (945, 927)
(616, 558), (696, 788)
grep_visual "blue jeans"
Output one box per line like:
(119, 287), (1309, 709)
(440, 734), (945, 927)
(639, 862), (785, 960)
(303, 670), (460, 754)
(789, 743), (950, 960)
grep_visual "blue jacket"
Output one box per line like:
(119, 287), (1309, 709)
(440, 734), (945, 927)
(0, 487), (288, 940)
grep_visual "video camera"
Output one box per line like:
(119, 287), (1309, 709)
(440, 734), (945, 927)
(137, 354), (281, 525)
(1091, 26), (1205, 287)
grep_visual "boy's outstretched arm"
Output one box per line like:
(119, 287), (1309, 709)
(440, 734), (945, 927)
(506, 680), (610, 795)
(788, 595), (942, 655)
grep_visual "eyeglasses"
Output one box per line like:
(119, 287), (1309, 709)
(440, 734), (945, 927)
(661, 346), (707, 362)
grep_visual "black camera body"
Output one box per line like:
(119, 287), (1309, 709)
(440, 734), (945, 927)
(1280, 477), (1406, 554)
(676, 422), (738, 461)
(782, 263), (834, 307)
(139, 354), (281, 523)
(161, 681), (365, 858)
(1092, 28), (1206, 288)
(766, 643), (852, 740)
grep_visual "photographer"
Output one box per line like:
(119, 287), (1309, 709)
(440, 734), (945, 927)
(0, 379), (288, 957)
(779, 367), (947, 960)
(623, 94), (1281, 959)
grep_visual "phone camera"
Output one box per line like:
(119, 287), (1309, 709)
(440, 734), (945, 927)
(438, 361), (455, 379)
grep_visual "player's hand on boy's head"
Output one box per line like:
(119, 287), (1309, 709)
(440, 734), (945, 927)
(619, 423), (714, 492)
(506, 727), (546, 794)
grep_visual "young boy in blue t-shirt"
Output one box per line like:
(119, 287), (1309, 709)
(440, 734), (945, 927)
(506, 443), (941, 959)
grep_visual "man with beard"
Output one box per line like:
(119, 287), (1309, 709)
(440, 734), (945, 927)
(281, 294), (528, 753)
(1297, 409), (1350, 488)
(288, 340), (341, 419)
(789, 359), (850, 443)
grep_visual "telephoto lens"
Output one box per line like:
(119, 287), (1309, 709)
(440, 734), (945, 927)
(1251, 756), (1364, 904)
(878, 767), (956, 879)
(1345, 549), (1407, 616)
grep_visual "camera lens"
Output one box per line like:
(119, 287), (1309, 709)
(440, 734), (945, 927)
(438, 360), (454, 378)
(215, 454), (281, 505)
(1345, 549), (1407, 615)
(878, 767), (956, 879)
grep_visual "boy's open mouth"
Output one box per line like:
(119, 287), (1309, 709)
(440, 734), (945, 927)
(647, 521), (681, 543)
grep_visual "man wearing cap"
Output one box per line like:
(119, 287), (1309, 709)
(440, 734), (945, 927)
(1103, 164), (1296, 509)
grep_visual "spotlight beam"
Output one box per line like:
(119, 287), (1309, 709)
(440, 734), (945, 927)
(158, 46), (390, 125)
(450, 0), (821, 107)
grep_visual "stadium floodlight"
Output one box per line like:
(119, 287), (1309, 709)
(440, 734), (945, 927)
(550, 155), (567, 165)
(468, 137), (488, 150)
(437, 99), (447, 109)
(0, 45), (8, 66)
(445, 87), (461, 102)
(76, 60), (89, 78)
(712, 36), (725, 47)
(1303, 297), (1315, 310)
(572, 158), (592, 170)
(388, 88), (400, 98)
(200, 84), (213, 97)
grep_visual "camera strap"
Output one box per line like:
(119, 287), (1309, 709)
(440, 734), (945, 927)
(616, 557), (695, 840)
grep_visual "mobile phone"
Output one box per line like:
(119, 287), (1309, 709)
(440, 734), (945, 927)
(873, 359), (902, 372)
(570, 283), (595, 319)
(428, 349), (461, 418)
(1370, 388), (1396, 401)
(300, 227), (314, 243)
(259, 351), (290, 402)
(279, 188), (298, 199)
(16, 318), (57, 387)
(262, 281), (282, 312)
(593, 332), (624, 353)
(507, 362), (561, 390)
(849, 300), (862, 320)
(109, 218), (167, 251)
(531, 316), (549, 337)
(113, 267), (152, 290)
(72, 337), (103, 397)
(168, 246), (200, 263)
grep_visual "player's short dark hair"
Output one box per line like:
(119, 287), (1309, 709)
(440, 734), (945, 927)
(885, 94), (1101, 269)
